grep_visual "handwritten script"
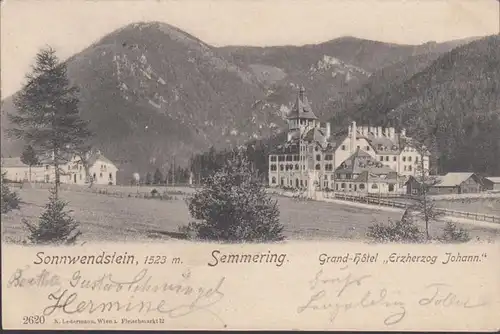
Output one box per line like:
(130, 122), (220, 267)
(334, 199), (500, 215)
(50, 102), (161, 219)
(297, 267), (489, 326)
(8, 267), (227, 325)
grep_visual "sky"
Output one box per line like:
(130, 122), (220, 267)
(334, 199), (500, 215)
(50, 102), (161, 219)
(1, 0), (499, 97)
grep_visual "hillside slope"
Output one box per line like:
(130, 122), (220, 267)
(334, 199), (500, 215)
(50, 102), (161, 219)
(333, 35), (500, 175)
(1, 21), (479, 183)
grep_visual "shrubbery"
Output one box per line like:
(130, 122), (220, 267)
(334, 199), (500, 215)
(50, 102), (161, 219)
(440, 222), (471, 243)
(181, 155), (284, 243)
(367, 209), (473, 244)
(1, 171), (21, 214)
(367, 209), (424, 243)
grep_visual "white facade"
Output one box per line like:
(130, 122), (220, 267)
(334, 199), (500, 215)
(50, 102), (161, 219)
(268, 90), (430, 193)
(1, 152), (118, 186)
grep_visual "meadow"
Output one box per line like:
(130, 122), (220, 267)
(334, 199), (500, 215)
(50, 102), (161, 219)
(2, 187), (500, 243)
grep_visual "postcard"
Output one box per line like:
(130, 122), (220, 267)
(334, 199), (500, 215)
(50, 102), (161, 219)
(1, 0), (500, 331)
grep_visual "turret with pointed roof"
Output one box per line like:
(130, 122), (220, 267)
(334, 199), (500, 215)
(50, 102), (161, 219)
(287, 86), (318, 120)
(286, 87), (324, 142)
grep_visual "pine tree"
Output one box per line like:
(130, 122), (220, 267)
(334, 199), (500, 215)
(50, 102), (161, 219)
(183, 153), (284, 242)
(1, 171), (21, 214)
(23, 187), (81, 244)
(153, 168), (163, 185)
(20, 145), (39, 182)
(8, 46), (91, 199)
(145, 172), (153, 185)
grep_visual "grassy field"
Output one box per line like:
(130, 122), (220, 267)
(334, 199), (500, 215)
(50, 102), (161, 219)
(2, 188), (500, 243)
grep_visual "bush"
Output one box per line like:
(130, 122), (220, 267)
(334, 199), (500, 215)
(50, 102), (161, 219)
(23, 187), (81, 244)
(440, 222), (471, 243)
(366, 209), (424, 243)
(1, 171), (21, 213)
(182, 155), (284, 243)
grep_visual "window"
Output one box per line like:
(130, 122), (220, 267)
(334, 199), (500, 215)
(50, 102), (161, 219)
(99, 173), (103, 178)
(109, 173), (113, 180)
(341, 183), (346, 189)
(300, 180), (303, 186)
(408, 157), (412, 162)
(270, 156), (277, 161)
(415, 157), (419, 163)
(402, 156), (406, 162)
(280, 165), (284, 171)
(359, 184), (365, 190)
(295, 164), (299, 170)
(270, 164), (277, 171)
(404, 166), (407, 171)
(366, 146), (370, 151)
(278, 156), (285, 162)
(357, 145), (360, 149)
(45, 165), (49, 170)
(305, 180), (308, 186)
(380, 156), (384, 161)
(93, 173), (96, 180)
(324, 175), (328, 180)
(393, 156), (397, 161)
(341, 145), (346, 150)
(325, 154), (333, 161)
(315, 147), (319, 152)
(336, 183), (339, 190)
(349, 184), (352, 189)
(315, 164), (321, 170)
(316, 154), (321, 161)
(408, 165), (412, 171)
(346, 173), (352, 179)
(385, 156), (389, 161)
(286, 155), (293, 161)
(325, 164), (333, 171)
(293, 155), (299, 161)
(371, 184), (378, 189)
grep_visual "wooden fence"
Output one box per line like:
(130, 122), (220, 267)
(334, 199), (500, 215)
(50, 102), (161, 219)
(330, 192), (500, 224)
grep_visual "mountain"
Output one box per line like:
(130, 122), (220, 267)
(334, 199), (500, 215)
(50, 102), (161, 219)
(331, 35), (500, 175)
(0, 21), (481, 183)
(2, 22), (285, 182)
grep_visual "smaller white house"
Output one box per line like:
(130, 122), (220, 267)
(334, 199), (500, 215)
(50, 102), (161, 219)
(486, 177), (500, 191)
(1, 151), (118, 186)
(1, 157), (46, 182)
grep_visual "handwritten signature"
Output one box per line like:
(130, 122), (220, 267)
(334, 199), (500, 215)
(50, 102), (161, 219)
(297, 267), (489, 326)
(40, 268), (227, 326)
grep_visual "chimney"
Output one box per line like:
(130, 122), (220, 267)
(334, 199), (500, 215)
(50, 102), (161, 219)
(369, 126), (375, 135)
(401, 128), (407, 137)
(389, 127), (395, 138)
(325, 122), (331, 139)
(383, 127), (389, 137)
(377, 126), (383, 138)
(350, 121), (357, 153)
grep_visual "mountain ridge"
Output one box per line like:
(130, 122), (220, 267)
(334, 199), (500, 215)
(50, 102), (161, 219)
(1, 21), (487, 183)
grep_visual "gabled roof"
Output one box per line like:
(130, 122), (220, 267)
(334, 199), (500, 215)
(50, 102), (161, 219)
(336, 148), (396, 175)
(303, 127), (326, 143)
(286, 87), (318, 120)
(87, 153), (116, 168)
(433, 172), (476, 187)
(486, 177), (500, 184)
(362, 133), (401, 154)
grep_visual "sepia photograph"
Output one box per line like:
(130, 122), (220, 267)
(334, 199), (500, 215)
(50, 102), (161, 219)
(1, 0), (499, 330)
